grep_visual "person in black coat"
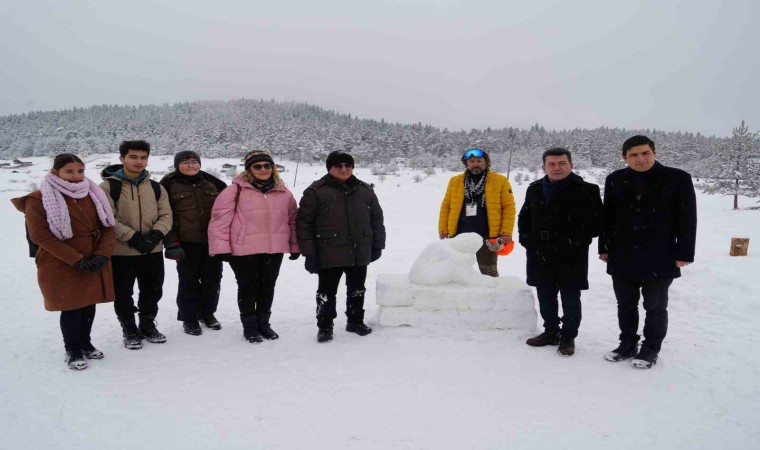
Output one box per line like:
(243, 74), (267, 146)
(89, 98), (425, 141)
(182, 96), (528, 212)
(296, 151), (386, 343)
(599, 135), (697, 369)
(518, 148), (603, 356)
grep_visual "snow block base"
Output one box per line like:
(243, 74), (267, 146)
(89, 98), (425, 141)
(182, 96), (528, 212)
(376, 274), (537, 331)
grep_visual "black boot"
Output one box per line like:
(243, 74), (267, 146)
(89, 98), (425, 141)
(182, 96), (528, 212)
(317, 320), (334, 343)
(138, 314), (167, 344)
(202, 314), (222, 330)
(346, 291), (371, 336)
(604, 341), (640, 362)
(65, 349), (87, 371)
(241, 314), (263, 343)
(258, 312), (279, 340)
(557, 335), (575, 356)
(81, 342), (104, 359)
(183, 320), (203, 336)
(119, 318), (143, 350)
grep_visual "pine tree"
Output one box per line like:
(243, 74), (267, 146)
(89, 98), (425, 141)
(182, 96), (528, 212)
(704, 120), (760, 209)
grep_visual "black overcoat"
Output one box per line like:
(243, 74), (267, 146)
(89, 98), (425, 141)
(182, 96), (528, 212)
(518, 173), (603, 289)
(296, 175), (386, 269)
(598, 162), (697, 279)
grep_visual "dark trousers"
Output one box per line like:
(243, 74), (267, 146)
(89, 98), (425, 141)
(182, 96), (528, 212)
(475, 243), (499, 277)
(316, 265), (368, 325)
(229, 253), (284, 317)
(535, 285), (582, 339)
(112, 253), (165, 322)
(175, 242), (223, 322)
(612, 276), (673, 353)
(60, 304), (96, 352)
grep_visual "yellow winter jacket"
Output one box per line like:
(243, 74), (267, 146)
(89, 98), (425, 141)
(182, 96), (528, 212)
(438, 170), (516, 238)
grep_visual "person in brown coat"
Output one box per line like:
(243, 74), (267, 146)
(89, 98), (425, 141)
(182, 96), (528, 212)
(12, 154), (117, 371)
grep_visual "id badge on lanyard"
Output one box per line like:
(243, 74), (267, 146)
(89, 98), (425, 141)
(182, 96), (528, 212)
(466, 202), (478, 217)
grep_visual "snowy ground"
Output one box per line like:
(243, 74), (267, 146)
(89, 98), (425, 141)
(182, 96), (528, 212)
(0, 155), (758, 449)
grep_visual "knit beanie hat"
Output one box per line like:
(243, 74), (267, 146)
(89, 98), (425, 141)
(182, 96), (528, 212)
(174, 150), (201, 170)
(244, 151), (275, 170)
(325, 151), (355, 170)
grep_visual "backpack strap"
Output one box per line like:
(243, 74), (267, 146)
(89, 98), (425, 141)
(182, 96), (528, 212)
(108, 179), (121, 205)
(149, 179), (161, 201)
(108, 178), (161, 205)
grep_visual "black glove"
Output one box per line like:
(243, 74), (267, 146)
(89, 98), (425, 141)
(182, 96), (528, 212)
(164, 241), (186, 261)
(370, 248), (382, 262)
(129, 234), (157, 254)
(148, 230), (164, 242)
(214, 253), (232, 262)
(304, 255), (318, 274)
(289, 253), (301, 260)
(76, 255), (108, 273)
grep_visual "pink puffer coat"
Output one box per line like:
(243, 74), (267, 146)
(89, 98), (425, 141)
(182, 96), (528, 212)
(208, 177), (299, 256)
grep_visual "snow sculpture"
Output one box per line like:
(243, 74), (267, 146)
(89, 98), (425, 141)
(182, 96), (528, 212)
(376, 233), (537, 331)
(408, 232), (497, 287)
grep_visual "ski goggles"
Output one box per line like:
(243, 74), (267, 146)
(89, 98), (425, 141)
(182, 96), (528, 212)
(462, 148), (485, 160)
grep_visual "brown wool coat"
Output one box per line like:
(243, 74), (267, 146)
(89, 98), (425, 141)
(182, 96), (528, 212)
(12, 191), (116, 311)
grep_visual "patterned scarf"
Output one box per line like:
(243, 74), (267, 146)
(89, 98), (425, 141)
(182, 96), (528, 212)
(40, 173), (116, 240)
(464, 170), (487, 207)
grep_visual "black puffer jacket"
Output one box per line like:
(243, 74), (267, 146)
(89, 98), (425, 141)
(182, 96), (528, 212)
(599, 162), (697, 279)
(159, 171), (227, 243)
(296, 175), (385, 269)
(518, 173), (603, 289)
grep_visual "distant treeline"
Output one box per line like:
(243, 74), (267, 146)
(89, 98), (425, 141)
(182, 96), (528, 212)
(0, 98), (727, 176)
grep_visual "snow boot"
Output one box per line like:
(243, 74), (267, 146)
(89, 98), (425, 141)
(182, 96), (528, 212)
(317, 320), (334, 343)
(241, 314), (263, 343)
(82, 342), (104, 360)
(557, 336), (575, 356)
(258, 312), (279, 340)
(631, 347), (658, 369)
(346, 294), (371, 336)
(120, 318), (143, 350)
(138, 315), (167, 344)
(604, 341), (639, 362)
(346, 322), (372, 336)
(526, 330), (560, 347)
(65, 350), (88, 371)
(183, 320), (203, 336)
(202, 314), (222, 330)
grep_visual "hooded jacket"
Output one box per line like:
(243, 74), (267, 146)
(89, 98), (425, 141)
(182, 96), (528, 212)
(207, 176), (299, 256)
(99, 164), (173, 256)
(296, 174), (386, 269)
(159, 171), (227, 243)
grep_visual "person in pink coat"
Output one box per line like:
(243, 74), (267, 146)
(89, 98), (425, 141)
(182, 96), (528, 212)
(208, 151), (300, 343)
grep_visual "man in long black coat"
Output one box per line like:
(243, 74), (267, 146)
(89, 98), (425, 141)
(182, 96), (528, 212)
(518, 148), (603, 356)
(296, 151), (386, 343)
(600, 135), (697, 369)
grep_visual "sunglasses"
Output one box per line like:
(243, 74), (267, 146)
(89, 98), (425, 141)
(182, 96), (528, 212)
(332, 163), (353, 169)
(251, 163), (272, 171)
(463, 149), (485, 160)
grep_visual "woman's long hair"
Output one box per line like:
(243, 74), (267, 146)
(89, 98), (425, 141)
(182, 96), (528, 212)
(52, 154), (84, 171)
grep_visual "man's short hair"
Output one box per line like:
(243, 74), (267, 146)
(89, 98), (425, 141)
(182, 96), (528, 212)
(119, 140), (151, 158)
(621, 135), (655, 155)
(542, 147), (572, 164)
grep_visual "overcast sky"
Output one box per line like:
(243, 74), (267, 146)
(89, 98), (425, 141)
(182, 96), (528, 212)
(1, 0), (758, 136)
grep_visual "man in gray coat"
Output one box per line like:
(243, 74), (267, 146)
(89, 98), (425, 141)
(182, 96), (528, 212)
(296, 151), (386, 343)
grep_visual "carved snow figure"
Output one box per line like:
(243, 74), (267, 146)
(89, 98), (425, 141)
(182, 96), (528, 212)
(408, 232), (497, 287)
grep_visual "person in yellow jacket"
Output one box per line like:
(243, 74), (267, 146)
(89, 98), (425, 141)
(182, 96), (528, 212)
(438, 148), (516, 276)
